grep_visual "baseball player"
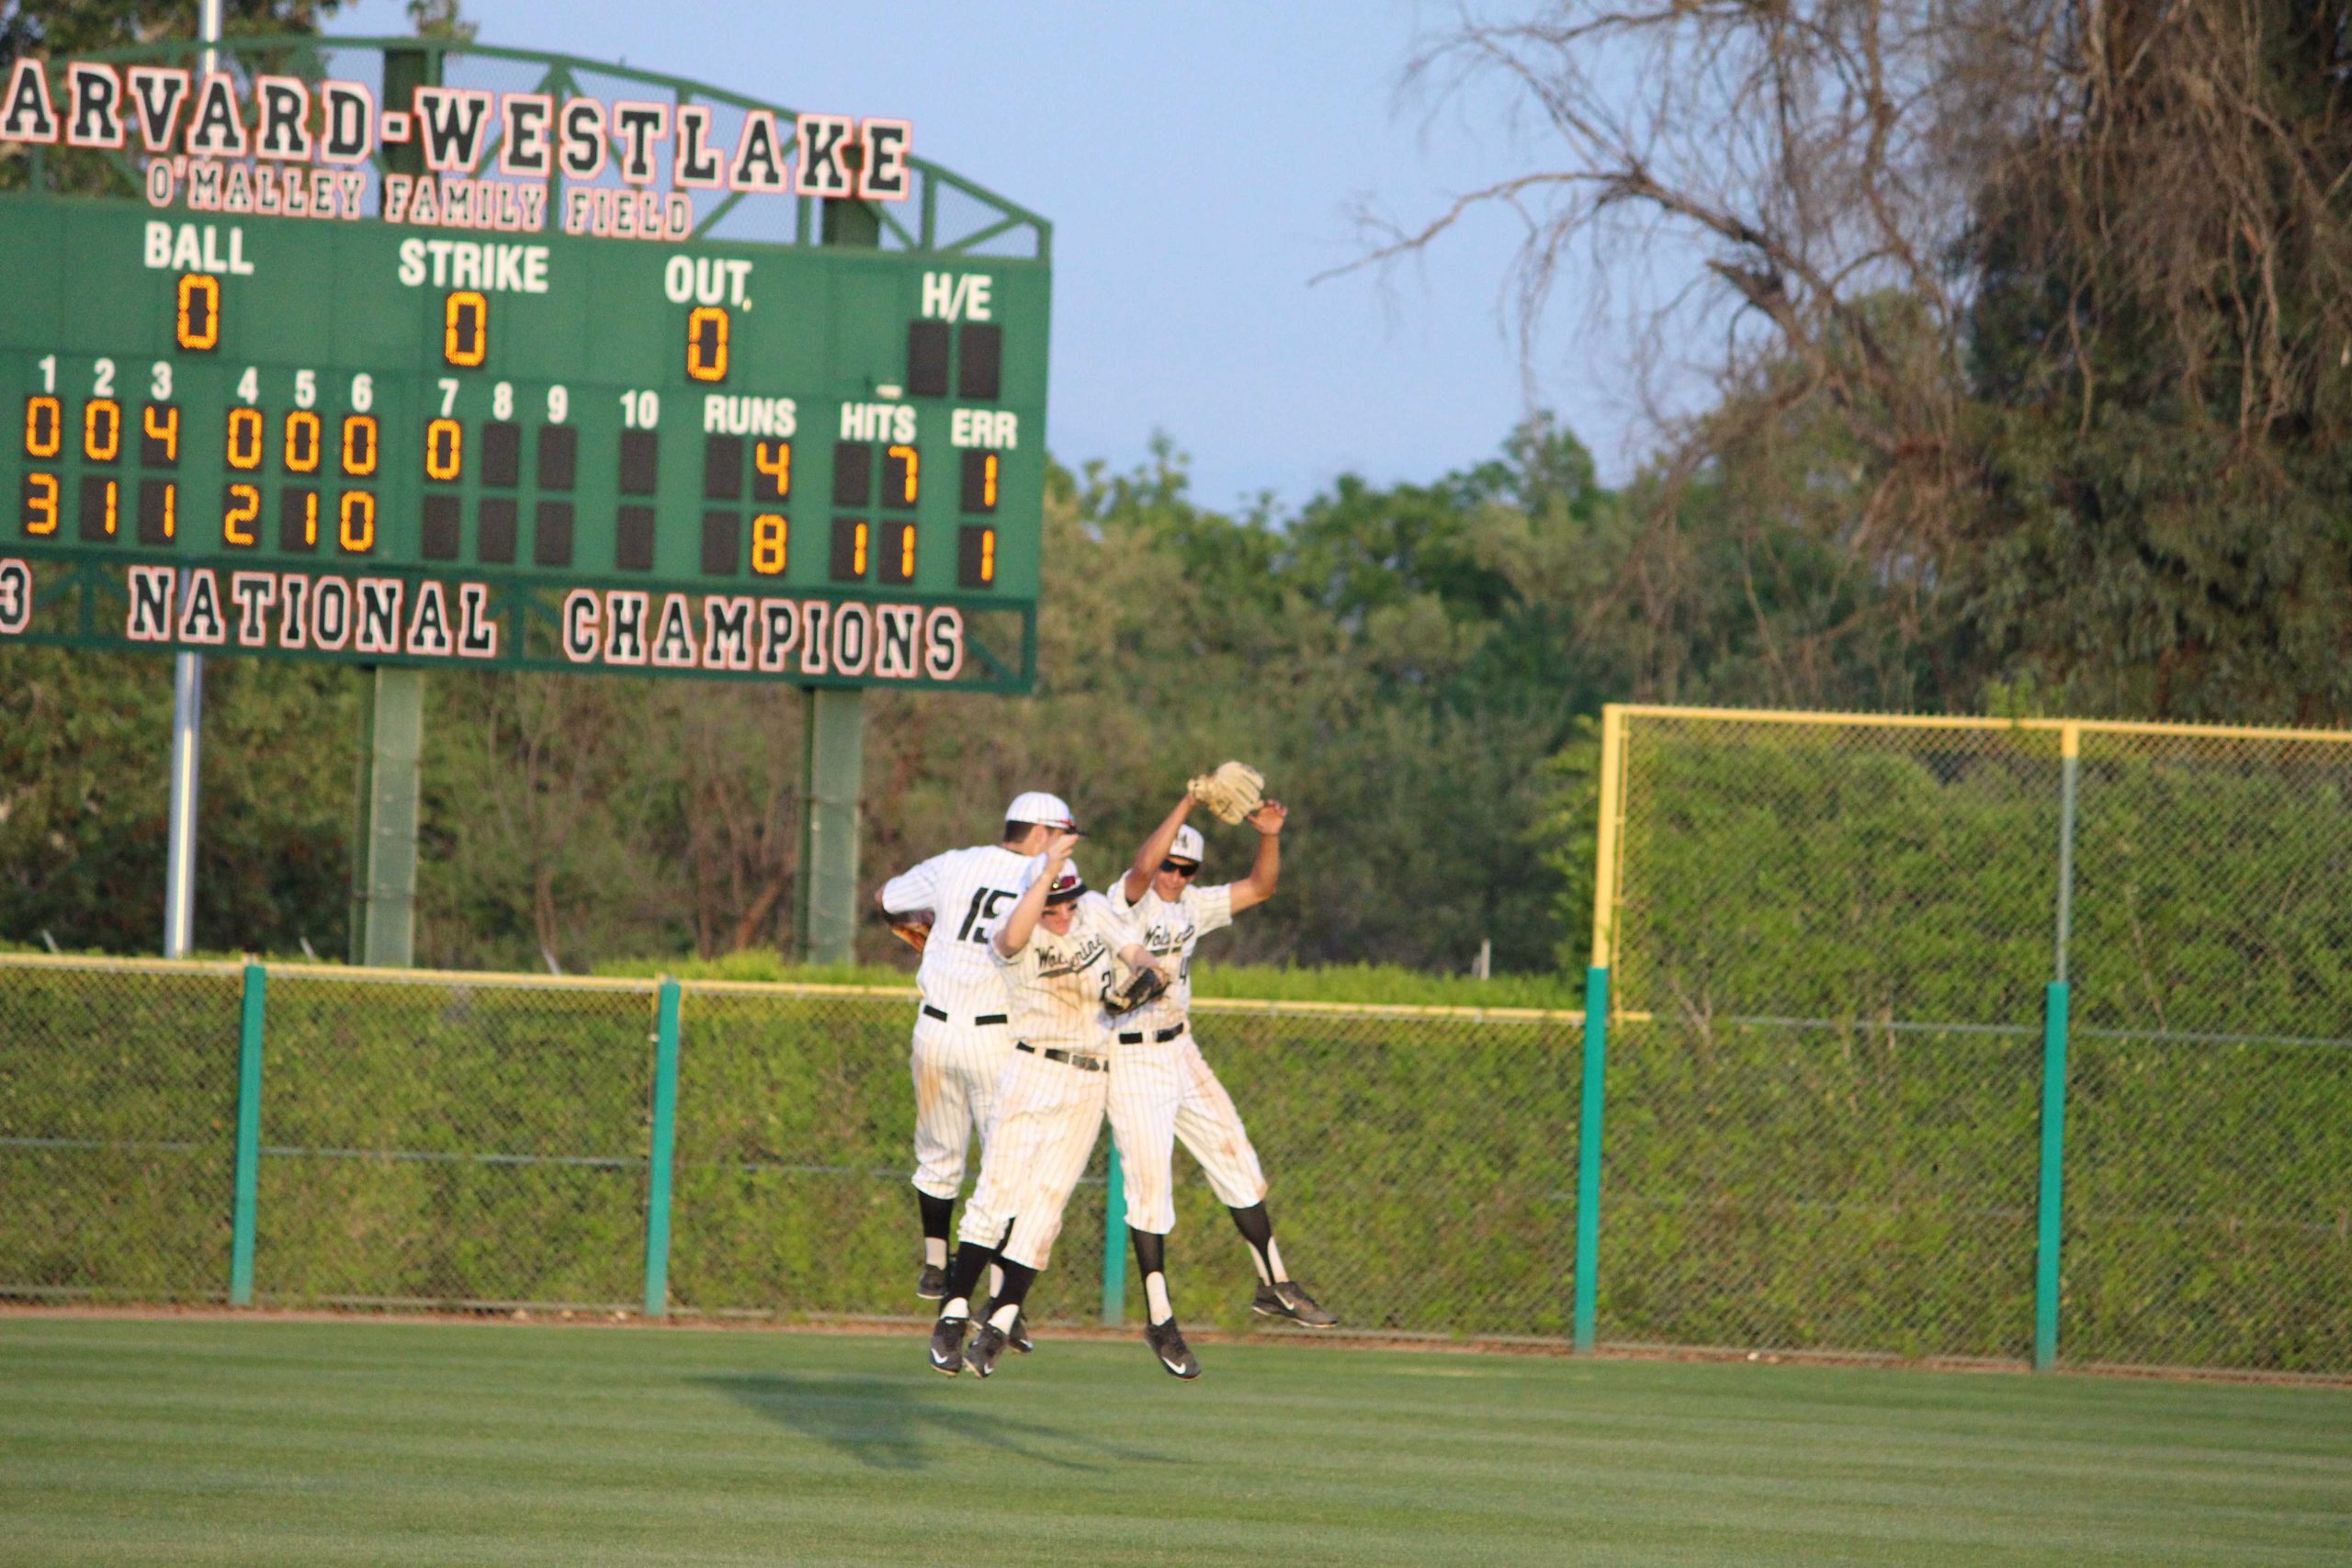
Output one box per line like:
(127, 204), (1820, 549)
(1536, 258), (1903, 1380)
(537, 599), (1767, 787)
(875, 791), (1077, 1303)
(1107, 782), (1338, 1330)
(929, 837), (1179, 1378)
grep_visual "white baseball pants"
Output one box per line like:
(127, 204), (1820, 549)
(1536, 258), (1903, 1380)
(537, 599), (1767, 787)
(1107, 1031), (1270, 1235)
(909, 1014), (1014, 1209)
(958, 1046), (1108, 1270)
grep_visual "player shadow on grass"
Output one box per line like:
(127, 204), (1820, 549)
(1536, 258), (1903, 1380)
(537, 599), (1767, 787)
(698, 1374), (1175, 1472)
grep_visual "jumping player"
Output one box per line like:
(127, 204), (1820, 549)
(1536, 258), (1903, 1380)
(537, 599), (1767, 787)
(929, 836), (1173, 1378)
(876, 791), (1075, 1301)
(1109, 791), (1338, 1329)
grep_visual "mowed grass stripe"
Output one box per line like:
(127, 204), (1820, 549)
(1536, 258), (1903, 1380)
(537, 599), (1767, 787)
(3, 1318), (2347, 1567)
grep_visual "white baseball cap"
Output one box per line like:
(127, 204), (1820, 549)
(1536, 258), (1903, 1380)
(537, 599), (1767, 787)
(1168, 825), (1205, 865)
(1005, 791), (1077, 829)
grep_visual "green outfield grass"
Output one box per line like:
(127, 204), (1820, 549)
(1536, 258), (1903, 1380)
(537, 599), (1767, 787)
(3, 1317), (2346, 1567)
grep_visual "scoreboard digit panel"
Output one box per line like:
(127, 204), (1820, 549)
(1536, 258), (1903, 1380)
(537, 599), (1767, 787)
(0, 200), (1046, 600)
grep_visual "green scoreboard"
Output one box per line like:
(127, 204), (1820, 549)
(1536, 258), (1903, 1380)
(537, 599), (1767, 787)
(0, 39), (1050, 690)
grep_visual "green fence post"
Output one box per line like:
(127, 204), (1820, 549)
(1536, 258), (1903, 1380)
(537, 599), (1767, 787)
(2034, 979), (2071, 1370)
(1573, 966), (1609, 1353)
(643, 979), (683, 1318)
(2034, 723), (2080, 1371)
(225, 964), (267, 1306)
(229, 962), (266, 1306)
(1101, 1139), (1127, 1325)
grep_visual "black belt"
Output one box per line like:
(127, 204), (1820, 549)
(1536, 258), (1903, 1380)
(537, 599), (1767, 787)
(922, 1005), (1007, 1026)
(1116, 1023), (1186, 1044)
(1016, 1041), (1105, 1073)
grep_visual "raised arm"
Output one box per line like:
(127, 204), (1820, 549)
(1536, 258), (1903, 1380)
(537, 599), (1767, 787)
(1124, 795), (1196, 903)
(876, 853), (942, 918)
(993, 831), (1080, 957)
(1227, 800), (1287, 913)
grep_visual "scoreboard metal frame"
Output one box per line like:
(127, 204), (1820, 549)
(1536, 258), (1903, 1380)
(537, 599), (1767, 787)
(0, 37), (1050, 692)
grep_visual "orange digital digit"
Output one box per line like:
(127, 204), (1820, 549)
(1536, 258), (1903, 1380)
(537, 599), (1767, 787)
(853, 522), (869, 576)
(752, 439), (791, 501)
(338, 490), (376, 553)
(175, 273), (221, 351)
(23, 396), (60, 458)
(222, 482), (260, 547)
(444, 290), (488, 367)
(424, 418), (463, 482)
(341, 414), (379, 477)
(142, 403), (180, 465)
(83, 399), (120, 463)
(885, 444), (919, 507)
(686, 306), (729, 382)
(752, 513), (787, 575)
(283, 411), (321, 474)
(226, 406), (264, 470)
(21, 472), (57, 536)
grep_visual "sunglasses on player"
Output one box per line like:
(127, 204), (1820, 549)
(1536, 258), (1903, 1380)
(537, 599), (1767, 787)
(1159, 861), (1200, 877)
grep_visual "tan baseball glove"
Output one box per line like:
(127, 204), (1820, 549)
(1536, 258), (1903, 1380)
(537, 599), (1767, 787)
(883, 913), (933, 953)
(1187, 760), (1265, 825)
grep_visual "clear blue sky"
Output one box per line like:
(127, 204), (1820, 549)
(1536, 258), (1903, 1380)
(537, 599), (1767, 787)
(331, 0), (1637, 513)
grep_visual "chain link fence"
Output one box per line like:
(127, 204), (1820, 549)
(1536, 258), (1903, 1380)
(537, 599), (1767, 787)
(1601, 708), (2352, 1373)
(0, 958), (245, 1303)
(6, 706), (2344, 1373)
(0, 959), (1580, 1338)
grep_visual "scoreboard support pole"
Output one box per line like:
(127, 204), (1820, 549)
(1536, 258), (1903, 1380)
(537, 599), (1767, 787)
(796, 193), (885, 965)
(160, 6), (225, 960)
(345, 45), (441, 970)
(798, 689), (865, 964)
(350, 669), (424, 966)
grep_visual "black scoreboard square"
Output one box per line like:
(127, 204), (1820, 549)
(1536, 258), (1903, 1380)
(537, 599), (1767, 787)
(478, 498), (518, 564)
(537, 424), (577, 491)
(481, 421), (521, 487)
(958, 525), (997, 588)
(616, 505), (656, 570)
(830, 518), (868, 581)
(958, 322), (1002, 400)
(960, 450), (1000, 513)
(278, 488), (318, 551)
(78, 476), (117, 540)
(618, 429), (659, 495)
(878, 521), (917, 584)
(703, 434), (743, 501)
(136, 479), (175, 546)
(907, 320), (950, 398)
(701, 511), (740, 576)
(534, 501), (574, 567)
(831, 441), (873, 506)
(421, 494), (462, 560)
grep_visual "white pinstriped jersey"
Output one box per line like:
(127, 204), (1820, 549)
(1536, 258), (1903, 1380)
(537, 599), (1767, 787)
(1109, 879), (1233, 1032)
(993, 890), (1131, 1054)
(880, 844), (1038, 1017)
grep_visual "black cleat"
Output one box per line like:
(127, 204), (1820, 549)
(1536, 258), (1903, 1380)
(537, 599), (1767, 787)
(916, 1263), (948, 1300)
(967, 1322), (1010, 1378)
(1252, 1280), (1338, 1327)
(980, 1301), (1035, 1354)
(928, 1315), (967, 1376)
(1145, 1316), (1201, 1379)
